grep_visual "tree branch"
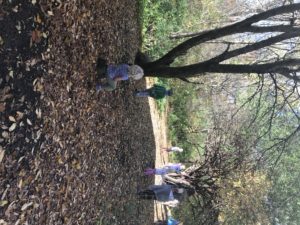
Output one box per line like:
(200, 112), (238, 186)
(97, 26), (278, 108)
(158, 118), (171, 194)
(207, 32), (300, 63)
(147, 3), (300, 66)
(248, 25), (300, 33)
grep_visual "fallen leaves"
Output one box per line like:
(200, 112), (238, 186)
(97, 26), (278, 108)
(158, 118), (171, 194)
(33, 78), (44, 92)
(0, 200), (8, 207)
(1, 0), (153, 224)
(0, 103), (5, 112)
(35, 108), (42, 119)
(21, 202), (33, 211)
(30, 29), (42, 45)
(47, 10), (54, 16)
(0, 146), (4, 163)
(8, 123), (17, 132)
(8, 70), (13, 78)
(16, 112), (24, 121)
(26, 119), (32, 126)
(18, 179), (23, 189)
(8, 116), (16, 123)
(0, 219), (8, 225)
(0, 87), (13, 102)
(1, 131), (9, 139)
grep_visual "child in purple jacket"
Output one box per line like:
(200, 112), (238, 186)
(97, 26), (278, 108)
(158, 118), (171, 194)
(96, 58), (144, 92)
(144, 163), (185, 176)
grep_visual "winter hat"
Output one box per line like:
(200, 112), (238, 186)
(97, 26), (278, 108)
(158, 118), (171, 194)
(128, 65), (144, 80)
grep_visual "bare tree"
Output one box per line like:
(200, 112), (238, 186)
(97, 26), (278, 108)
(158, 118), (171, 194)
(136, 3), (300, 81)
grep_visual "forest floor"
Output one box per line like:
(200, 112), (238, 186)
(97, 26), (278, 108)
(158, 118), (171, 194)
(0, 1), (168, 224)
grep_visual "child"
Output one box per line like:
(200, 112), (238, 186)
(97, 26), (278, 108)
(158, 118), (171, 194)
(137, 184), (186, 207)
(135, 84), (172, 99)
(144, 163), (185, 176)
(164, 163), (186, 173)
(96, 58), (144, 92)
(161, 146), (183, 153)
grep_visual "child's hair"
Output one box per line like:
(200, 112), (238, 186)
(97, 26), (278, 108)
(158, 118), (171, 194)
(128, 65), (144, 80)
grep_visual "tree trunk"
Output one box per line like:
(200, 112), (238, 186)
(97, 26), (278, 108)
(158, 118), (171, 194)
(142, 59), (300, 81)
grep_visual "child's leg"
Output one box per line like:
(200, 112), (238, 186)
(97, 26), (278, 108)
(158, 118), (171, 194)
(98, 67), (107, 78)
(137, 190), (156, 200)
(161, 147), (171, 152)
(97, 76), (117, 92)
(135, 90), (150, 97)
(160, 147), (167, 153)
(166, 148), (172, 152)
(96, 58), (107, 78)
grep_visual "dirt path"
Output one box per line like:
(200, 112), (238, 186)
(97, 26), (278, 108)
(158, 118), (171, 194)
(146, 79), (170, 222)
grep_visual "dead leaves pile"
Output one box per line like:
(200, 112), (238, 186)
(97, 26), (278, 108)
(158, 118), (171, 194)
(1, 0), (155, 225)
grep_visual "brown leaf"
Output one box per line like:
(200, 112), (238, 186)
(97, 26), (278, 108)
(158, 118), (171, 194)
(1, 131), (9, 139)
(8, 116), (16, 122)
(8, 123), (17, 132)
(0, 103), (5, 112)
(34, 14), (41, 23)
(21, 202), (33, 211)
(26, 119), (32, 126)
(0, 146), (4, 163)
(0, 219), (8, 225)
(31, 29), (42, 44)
(18, 179), (23, 189)
(35, 108), (42, 119)
(0, 94), (13, 102)
(16, 111), (24, 120)
(0, 200), (8, 207)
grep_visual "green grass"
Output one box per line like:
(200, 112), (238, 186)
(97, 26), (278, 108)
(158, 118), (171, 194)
(140, 0), (188, 59)
(139, 0), (224, 59)
(155, 78), (169, 112)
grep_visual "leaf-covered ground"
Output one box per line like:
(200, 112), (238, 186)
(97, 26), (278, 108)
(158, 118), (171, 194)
(0, 1), (156, 224)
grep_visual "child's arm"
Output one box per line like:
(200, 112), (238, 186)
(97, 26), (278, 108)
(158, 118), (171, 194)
(162, 199), (179, 207)
(113, 76), (123, 82)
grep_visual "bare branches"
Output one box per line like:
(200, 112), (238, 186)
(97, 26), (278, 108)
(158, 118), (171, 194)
(206, 32), (300, 64)
(145, 3), (300, 66)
